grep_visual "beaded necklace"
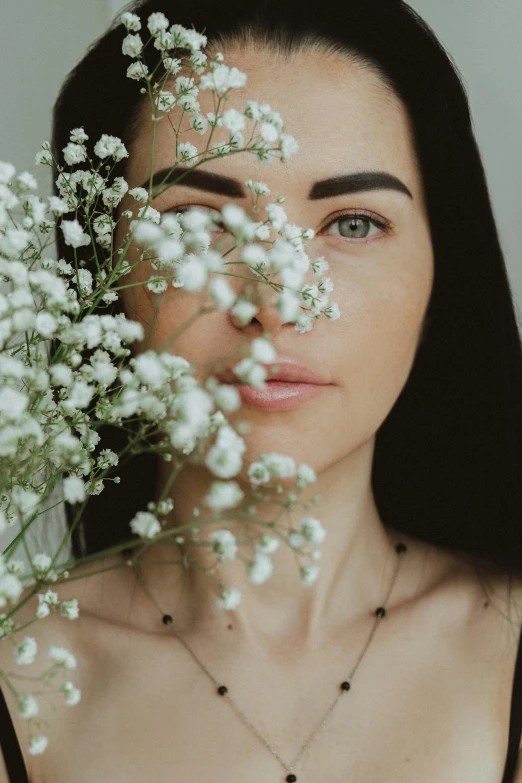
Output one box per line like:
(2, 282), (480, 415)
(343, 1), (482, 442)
(124, 540), (407, 781)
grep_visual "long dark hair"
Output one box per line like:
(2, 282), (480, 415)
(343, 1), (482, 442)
(51, 0), (522, 576)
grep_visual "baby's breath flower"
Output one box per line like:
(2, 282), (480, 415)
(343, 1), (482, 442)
(48, 645), (77, 669)
(247, 553), (275, 585)
(121, 11), (141, 31)
(230, 299), (258, 326)
(300, 564), (320, 586)
(94, 134), (128, 161)
(256, 534), (280, 555)
(60, 599), (79, 620)
(163, 57), (182, 75)
(209, 529), (238, 560)
(122, 33), (143, 57)
(70, 127), (88, 143)
(128, 186), (148, 203)
(62, 143), (87, 166)
(130, 510), (161, 538)
(216, 587), (242, 611)
(61, 219), (90, 248)
(127, 61), (149, 80)
(61, 681), (81, 705)
(247, 461), (271, 486)
(250, 337), (277, 364)
(288, 531), (305, 549)
(205, 481), (244, 512)
(296, 463), (317, 488)
(300, 516), (326, 545)
(177, 142), (198, 162)
(147, 11), (169, 35)
(28, 735), (48, 755)
(18, 694), (39, 719)
(35, 149), (52, 166)
(15, 636), (38, 666)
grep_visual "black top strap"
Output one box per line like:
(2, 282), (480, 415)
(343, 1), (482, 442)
(0, 685), (30, 783)
(501, 618), (522, 783)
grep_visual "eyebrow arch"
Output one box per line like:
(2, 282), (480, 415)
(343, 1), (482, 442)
(141, 166), (413, 200)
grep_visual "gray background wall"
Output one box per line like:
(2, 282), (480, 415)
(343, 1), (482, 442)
(1, 0), (520, 562)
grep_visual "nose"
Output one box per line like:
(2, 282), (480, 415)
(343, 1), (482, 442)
(229, 283), (289, 334)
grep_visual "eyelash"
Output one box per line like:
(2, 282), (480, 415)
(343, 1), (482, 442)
(170, 205), (394, 243)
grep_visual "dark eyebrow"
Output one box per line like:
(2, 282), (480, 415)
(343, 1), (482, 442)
(309, 171), (413, 200)
(142, 166), (413, 200)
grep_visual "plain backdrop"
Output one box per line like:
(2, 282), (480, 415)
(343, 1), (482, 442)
(1, 0), (521, 561)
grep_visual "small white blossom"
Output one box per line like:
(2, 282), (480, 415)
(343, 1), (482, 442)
(212, 383), (241, 413)
(127, 61), (149, 80)
(121, 11), (141, 31)
(63, 143), (87, 166)
(177, 142), (198, 162)
(70, 127), (88, 143)
(0, 387), (28, 421)
(251, 337), (277, 364)
(48, 645), (77, 669)
(247, 461), (271, 486)
(205, 481), (244, 512)
(163, 57), (182, 75)
(34, 311), (58, 338)
(128, 186), (148, 203)
(130, 510), (161, 538)
(60, 598), (80, 620)
(300, 565), (320, 586)
(18, 694), (39, 719)
(61, 219), (90, 248)
(61, 681), (81, 705)
(209, 277), (236, 310)
(280, 133), (299, 161)
(296, 463), (317, 488)
(300, 516), (326, 545)
(216, 587), (242, 611)
(209, 529), (238, 561)
(230, 299), (258, 326)
(122, 33), (143, 57)
(232, 357), (266, 388)
(29, 735), (48, 755)
(247, 553), (275, 585)
(48, 196), (70, 215)
(0, 161), (15, 184)
(17, 172), (38, 191)
(288, 531), (305, 549)
(94, 135), (128, 162)
(63, 475), (86, 504)
(256, 534), (280, 555)
(147, 11), (169, 35)
(15, 636), (38, 666)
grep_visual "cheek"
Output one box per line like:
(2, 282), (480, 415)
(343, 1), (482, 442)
(324, 239), (433, 434)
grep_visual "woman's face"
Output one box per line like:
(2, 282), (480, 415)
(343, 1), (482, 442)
(117, 45), (433, 479)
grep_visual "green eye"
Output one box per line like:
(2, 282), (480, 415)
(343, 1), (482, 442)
(324, 210), (392, 241)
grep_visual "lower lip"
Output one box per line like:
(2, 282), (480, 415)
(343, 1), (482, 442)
(233, 381), (329, 411)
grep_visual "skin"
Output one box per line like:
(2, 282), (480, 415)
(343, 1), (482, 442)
(2, 44), (522, 783)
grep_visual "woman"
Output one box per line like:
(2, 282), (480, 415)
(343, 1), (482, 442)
(1, 0), (522, 780)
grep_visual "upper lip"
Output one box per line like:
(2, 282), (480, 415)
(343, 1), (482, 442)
(217, 359), (330, 386)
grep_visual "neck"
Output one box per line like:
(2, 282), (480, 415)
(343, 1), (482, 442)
(134, 438), (402, 651)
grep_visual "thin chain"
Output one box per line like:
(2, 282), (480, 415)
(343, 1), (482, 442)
(129, 540), (407, 781)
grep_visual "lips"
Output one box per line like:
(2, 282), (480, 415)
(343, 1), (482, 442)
(217, 360), (330, 386)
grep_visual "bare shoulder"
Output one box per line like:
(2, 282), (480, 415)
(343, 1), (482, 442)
(0, 553), (132, 782)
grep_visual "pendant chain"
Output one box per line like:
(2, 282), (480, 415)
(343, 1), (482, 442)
(127, 540), (408, 782)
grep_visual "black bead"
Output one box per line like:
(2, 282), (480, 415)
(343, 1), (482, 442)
(396, 542), (407, 554)
(162, 614), (173, 625)
(375, 606), (386, 618)
(217, 685), (228, 695)
(340, 681), (351, 691)
(286, 775), (297, 782)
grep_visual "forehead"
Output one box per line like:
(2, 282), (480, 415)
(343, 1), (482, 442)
(129, 43), (421, 197)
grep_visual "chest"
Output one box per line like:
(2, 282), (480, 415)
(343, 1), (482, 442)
(32, 619), (514, 783)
